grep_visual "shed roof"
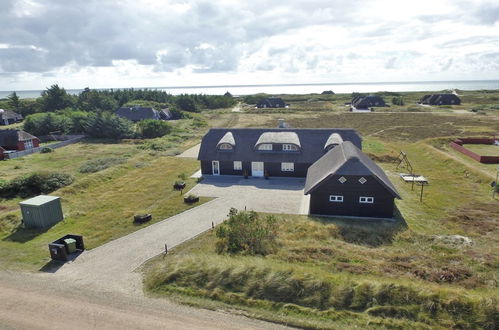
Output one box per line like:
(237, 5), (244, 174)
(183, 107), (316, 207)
(0, 109), (23, 121)
(255, 131), (301, 147)
(304, 141), (401, 198)
(20, 195), (60, 206)
(0, 129), (38, 146)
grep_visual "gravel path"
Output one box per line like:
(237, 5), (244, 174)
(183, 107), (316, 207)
(0, 271), (289, 330)
(176, 144), (200, 158)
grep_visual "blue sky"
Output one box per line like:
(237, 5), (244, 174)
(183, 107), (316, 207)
(0, 0), (498, 90)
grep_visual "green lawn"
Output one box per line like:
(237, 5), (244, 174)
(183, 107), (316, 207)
(463, 143), (499, 156)
(0, 123), (208, 270)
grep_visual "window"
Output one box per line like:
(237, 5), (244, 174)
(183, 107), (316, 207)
(281, 162), (294, 172)
(282, 144), (298, 151)
(24, 140), (33, 149)
(359, 196), (374, 204)
(338, 176), (347, 184)
(329, 195), (343, 202)
(233, 161), (242, 170)
(358, 177), (367, 184)
(219, 143), (233, 150)
(258, 144), (272, 151)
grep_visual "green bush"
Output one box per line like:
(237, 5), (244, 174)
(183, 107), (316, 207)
(215, 208), (278, 255)
(0, 172), (74, 198)
(136, 119), (171, 139)
(23, 112), (71, 136)
(79, 157), (126, 173)
(83, 112), (134, 139)
(40, 147), (53, 153)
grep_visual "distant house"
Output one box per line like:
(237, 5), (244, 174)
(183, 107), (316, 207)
(321, 90), (335, 95)
(0, 129), (40, 160)
(115, 105), (171, 122)
(0, 109), (23, 125)
(198, 126), (362, 177)
(419, 94), (461, 105)
(256, 97), (287, 108)
(304, 141), (401, 218)
(351, 95), (386, 109)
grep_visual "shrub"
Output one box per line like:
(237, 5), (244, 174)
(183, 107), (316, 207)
(136, 119), (171, 139)
(83, 112), (134, 139)
(79, 157), (126, 173)
(23, 112), (71, 136)
(215, 208), (278, 255)
(0, 172), (74, 198)
(392, 96), (405, 106)
(40, 147), (53, 153)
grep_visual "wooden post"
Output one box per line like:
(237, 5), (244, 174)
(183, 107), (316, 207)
(211, 221), (214, 230)
(411, 177), (415, 191)
(165, 243), (168, 255)
(419, 183), (427, 202)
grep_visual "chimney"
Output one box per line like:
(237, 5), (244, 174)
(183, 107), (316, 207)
(278, 119), (286, 128)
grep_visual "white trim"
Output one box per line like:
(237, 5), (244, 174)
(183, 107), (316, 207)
(282, 144), (298, 151)
(251, 162), (264, 177)
(359, 196), (374, 204)
(212, 160), (220, 175)
(257, 144), (272, 151)
(281, 162), (294, 172)
(329, 195), (343, 202)
(233, 161), (242, 170)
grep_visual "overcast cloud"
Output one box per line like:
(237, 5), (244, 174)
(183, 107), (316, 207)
(0, 0), (498, 90)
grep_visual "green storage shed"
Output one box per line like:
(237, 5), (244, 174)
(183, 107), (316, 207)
(19, 195), (64, 229)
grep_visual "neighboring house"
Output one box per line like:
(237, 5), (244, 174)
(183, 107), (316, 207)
(351, 95), (386, 109)
(304, 141), (401, 218)
(256, 97), (287, 108)
(0, 109), (23, 125)
(198, 127), (362, 177)
(419, 94), (461, 105)
(0, 129), (40, 160)
(115, 105), (171, 122)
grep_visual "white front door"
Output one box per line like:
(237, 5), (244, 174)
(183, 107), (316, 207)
(251, 162), (264, 177)
(212, 161), (220, 175)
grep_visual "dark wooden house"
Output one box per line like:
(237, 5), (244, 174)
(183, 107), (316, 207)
(304, 141), (400, 218)
(256, 97), (287, 108)
(198, 128), (362, 177)
(419, 94), (461, 105)
(351, 95), (386, 109)
(0, 129), (40, 160)
(0, 109), (23, 125)
(115, 105), (171, 122)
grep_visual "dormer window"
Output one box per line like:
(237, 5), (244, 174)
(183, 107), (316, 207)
(258, 144), (272, 151)
(282, 144), (298, 151)
(216, 132), (235, 151)
(219, 143), (233, 150)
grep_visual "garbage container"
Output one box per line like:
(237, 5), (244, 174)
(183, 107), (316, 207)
(64, 238), (77, 254)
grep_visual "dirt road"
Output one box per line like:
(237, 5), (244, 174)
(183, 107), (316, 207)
(0, 271), (289, 330)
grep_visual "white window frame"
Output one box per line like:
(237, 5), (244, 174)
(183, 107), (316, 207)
(258, 143), (272, 151)
(329, 195), (344, 202)
(282, 144), (298, 151)
(281, 162), (294, 172)
(219, 143), (233, 150)
(24, 140), (33, 149)
(359, 196), (374, 204)
(233, 161), (242, 171)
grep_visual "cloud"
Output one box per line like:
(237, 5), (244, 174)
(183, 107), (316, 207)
(0, 0), (498, 89)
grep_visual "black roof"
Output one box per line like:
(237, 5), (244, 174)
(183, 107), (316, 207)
(419, 94), (461, 105)
(115, 106), (162, 121)
(352, 95), (386, 108)
(304, 141), (401, 198)
(0, 109), (23, 121)
(0, 129), (38, 146)
(198, 128), (362, 163)
(257, 97), (286, 108)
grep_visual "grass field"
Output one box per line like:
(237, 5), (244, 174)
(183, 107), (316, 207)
(463, 143), (499, 156)
(144, 100), (499, 329)
(0, 117), (210, 270)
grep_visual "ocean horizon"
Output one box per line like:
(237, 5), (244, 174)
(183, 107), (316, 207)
(1, 79), (499, 99)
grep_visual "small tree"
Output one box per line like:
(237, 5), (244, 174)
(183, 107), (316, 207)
(392, 96), (405, 106)
(215, 208), (278, 255)
(7, 92), (21, 109)
(136, 119), (171, 139)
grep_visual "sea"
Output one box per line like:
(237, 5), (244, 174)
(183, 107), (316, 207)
(1, 80), (498, 99)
